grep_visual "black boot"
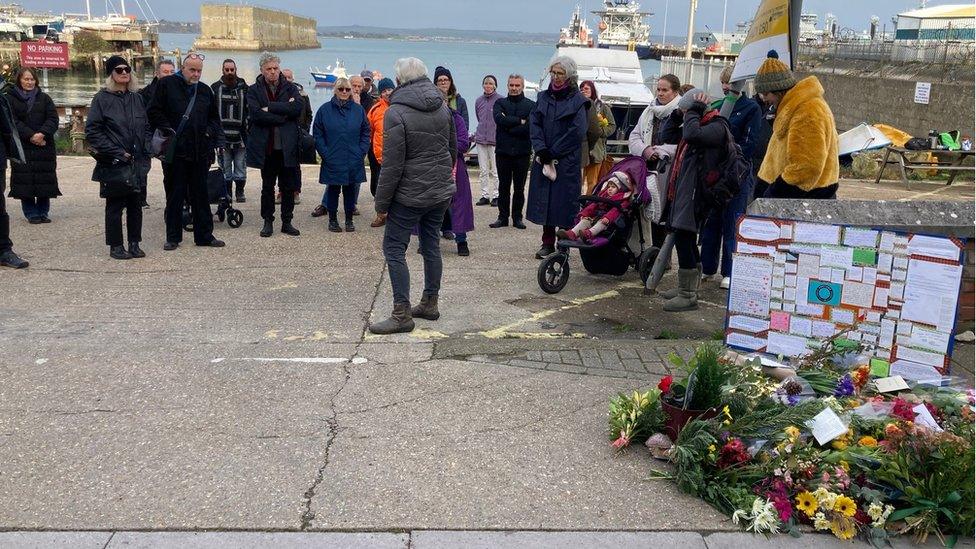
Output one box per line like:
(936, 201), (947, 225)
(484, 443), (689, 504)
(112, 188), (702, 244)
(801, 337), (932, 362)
(281, 220), (300, 236)
(535, 244), (555, 259)
(260, 219), (274, 237)
(489, 217), (508, 228)
(110, 245), (132, 260)
(128, 242), (146, 258)
(328, 210), (342, 233)
(345, 212), (355, 232)
(235, 180), (246, 203)
(512, 217), (527, 230)
(0, 250), (28, 268)
(457, 241), (470, 256)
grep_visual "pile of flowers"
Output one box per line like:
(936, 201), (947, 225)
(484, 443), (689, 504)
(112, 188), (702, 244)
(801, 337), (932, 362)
(607, 339), (975, 546)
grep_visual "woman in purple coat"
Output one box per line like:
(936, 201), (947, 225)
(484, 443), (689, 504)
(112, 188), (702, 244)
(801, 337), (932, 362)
(448, 108), (474, 256)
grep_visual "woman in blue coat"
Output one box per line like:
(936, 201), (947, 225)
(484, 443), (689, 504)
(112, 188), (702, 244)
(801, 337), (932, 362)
(312, 78), (370, 232)
(525, 56), (589, 259)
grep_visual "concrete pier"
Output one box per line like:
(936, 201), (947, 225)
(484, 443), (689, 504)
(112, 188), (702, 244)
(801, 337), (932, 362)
(193, 4), (319, 51)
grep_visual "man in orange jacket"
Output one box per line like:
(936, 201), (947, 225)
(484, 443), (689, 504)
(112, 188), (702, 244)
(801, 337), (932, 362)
(367, 77), (395, 227)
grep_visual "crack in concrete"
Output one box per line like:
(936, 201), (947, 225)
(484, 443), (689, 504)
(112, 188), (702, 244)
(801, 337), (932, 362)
(298, 361), (352, 531)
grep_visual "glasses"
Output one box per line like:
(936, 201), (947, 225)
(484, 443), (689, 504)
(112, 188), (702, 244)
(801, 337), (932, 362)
(549, 70), (566, 76)
(185, 52), (206, 61)
(335, 87), (351, 91)
(113, 66), (132, 74)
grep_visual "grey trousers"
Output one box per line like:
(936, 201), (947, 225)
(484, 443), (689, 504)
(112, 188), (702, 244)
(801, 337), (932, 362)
(382, 201), (448, 305)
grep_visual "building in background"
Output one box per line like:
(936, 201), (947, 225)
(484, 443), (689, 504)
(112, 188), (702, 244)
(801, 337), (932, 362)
(193, 4), (318, 51)
(893, 4), (975, 62)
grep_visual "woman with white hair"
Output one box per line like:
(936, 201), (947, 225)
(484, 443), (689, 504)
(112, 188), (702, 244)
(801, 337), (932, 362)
(525, 55), (589, 259)
(85, 55), (150, 259)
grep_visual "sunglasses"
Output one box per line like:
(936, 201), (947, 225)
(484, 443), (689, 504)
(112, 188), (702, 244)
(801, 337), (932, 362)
(185, 52), (206, 61)
(335, 87), (351, 91)
(113, 66), (132, 74)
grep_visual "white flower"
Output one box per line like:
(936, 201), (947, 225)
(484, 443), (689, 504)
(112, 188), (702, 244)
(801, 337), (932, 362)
(813, 512), (831, 531)
(867, 502), (884, 521)
(748, 499), (780, 534)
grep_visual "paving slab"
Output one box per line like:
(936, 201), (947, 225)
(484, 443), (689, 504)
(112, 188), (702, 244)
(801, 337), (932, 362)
(0, 531), (112, 549)
(412, 530), (708, 549)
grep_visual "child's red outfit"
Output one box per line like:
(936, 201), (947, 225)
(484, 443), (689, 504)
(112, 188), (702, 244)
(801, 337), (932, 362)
(557, 171), (633, 242)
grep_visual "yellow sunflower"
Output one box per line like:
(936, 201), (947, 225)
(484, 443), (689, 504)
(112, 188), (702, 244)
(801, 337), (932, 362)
(795, 491), (818, 517)
(830, 516), (857, 540)
(833, 495), (857, 517)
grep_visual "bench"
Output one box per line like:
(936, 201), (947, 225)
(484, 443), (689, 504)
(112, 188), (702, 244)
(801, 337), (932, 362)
(873, 146), (975, 188)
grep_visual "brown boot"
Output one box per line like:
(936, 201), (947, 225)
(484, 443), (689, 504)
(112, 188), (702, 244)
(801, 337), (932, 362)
(368, 302), (416, 334)
(410, 293), (440, 320)
(370, 212), (387, 227)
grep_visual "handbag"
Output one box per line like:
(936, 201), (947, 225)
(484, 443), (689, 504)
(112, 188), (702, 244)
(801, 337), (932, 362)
(97, 159), (141, 198)
(298, 128), (317, 164)
(150, 85), (198, 161)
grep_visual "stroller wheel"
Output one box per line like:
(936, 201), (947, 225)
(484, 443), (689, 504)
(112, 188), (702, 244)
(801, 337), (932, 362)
(538, 253), (570, 294)
(227, 209), (244, 228)
(639, 247), (660, 285)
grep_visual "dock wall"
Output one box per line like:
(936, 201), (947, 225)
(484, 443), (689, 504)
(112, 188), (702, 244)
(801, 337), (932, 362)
(193, 5), (318, 51)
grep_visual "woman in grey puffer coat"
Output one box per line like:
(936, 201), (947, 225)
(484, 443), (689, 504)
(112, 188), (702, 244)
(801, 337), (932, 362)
(85, 56), (151, 260)
(370, 57), (457, 336)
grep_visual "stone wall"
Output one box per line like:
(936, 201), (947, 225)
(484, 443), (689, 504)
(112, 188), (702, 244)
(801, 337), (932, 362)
(797, 70), (976, 138)
(194, 5), (318, 51)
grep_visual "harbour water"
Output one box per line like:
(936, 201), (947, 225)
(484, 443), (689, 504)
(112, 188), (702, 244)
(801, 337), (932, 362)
(43, 34), (663, 131)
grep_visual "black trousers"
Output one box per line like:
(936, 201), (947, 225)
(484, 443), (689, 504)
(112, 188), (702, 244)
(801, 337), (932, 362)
(163, 159), (214, 245)
(368, 149), (381, 196)
(496, 152), (529, 221)
(260, 151), (297, 222)
(674, 229), (701, 269)
(0, 170), (10, 254)
(105, 193), (143, 246)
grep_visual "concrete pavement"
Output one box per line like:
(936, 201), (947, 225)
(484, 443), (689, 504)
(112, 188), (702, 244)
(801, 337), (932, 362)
(0, 158), (972, 544)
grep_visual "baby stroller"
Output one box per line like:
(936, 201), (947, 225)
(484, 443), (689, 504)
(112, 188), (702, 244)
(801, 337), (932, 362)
(537, 156), (660, 294)
(184, 166), (243, 230)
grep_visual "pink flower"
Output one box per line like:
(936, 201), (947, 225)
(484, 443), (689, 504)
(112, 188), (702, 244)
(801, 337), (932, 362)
(611, 434), (630, 449)
(773, 496), (793, 522)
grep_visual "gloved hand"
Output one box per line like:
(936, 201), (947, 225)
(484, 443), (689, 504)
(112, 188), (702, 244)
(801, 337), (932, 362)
(535, 149), (552, 165)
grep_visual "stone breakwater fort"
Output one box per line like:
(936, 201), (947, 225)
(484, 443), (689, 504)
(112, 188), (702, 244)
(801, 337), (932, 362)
(192, 4), (318, 51)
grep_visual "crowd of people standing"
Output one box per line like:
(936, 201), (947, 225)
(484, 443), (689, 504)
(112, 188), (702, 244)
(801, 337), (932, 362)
(0, 49), (839, 336)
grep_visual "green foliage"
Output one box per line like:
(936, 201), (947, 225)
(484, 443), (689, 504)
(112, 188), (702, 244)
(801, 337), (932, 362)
(73, 31), (110, 53)
(608, 389), (663, 446)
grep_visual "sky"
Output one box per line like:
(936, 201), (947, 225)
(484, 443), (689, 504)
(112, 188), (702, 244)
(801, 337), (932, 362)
(38, 0), (930, 35)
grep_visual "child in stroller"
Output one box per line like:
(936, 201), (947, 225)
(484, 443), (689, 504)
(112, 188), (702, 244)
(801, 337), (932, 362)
(556, 171), (633, 242)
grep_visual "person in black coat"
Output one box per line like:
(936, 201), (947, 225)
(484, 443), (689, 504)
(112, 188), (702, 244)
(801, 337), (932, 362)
(7, 68), (60, 224)
(490, 74), (535, 229)
(0, 91), (27, 268)
(87, 56), (151, 260)
(137, 59), (175, 208)
(245, 52), (303, 238)
(147, 53), (226, 250)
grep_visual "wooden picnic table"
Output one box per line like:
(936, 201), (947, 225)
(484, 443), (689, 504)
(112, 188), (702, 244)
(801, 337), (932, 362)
(874, 146), (975, 187)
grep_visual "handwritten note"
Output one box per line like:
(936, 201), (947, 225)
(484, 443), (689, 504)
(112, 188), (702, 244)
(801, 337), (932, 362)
(903, 259), (962, 333)
(806, 407), (849, 445)
(875, 375), (910, 393)
(729, 315), (771, 333)
(911, 326), (951, 354)
(728, 254), (774, 317)
(739, 218), (783, 242)
(770, 311), (791, 332)
(812, 320), (837, 338)
(908, 234), (961, 261)
(841, 281), (875, 309)
(844, 227), (879, 248)
(890, 360), (943, 385)
(821, 246), (854, 269)
(767, 332), (812, 358)
(795, 222), (841, 245)
(727, 332), (767, 351)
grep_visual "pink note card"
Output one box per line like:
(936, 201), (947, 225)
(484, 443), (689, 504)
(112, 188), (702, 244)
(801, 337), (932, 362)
(770, 311), (791, 333)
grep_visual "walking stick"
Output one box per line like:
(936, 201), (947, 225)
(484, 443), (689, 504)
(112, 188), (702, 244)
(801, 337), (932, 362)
(644, 231), (675, 294)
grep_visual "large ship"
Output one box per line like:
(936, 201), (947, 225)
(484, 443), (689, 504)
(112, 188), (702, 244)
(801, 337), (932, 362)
(557, 5), (593, 49)
(592, 0), (653, 60)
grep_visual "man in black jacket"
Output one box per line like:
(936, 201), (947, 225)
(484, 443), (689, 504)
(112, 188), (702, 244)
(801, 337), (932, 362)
(147, 53), (226, 250)
(0, 92), (27, 268)
(490, 74), (535, 229)
(245, 52), (303, 238)
(136, 59), (175, 208)
(212, 59), (249, 203)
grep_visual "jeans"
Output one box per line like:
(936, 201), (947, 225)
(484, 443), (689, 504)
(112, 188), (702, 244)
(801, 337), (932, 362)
(220, 144), (247, 182)
(20, 197), (50, 220)
(162, 159), (214, 245)
(496, 152), (529, 221)
(0, 170), (10, 254)
(260, 150), (298, 222)
(674, 229), (701, 269)
(700, 174), (755, 277)
(383, 201), (448, 305)
(476, 143), (498, 199)
(104, 193), (143, 246)
(323, 184), (357, 215)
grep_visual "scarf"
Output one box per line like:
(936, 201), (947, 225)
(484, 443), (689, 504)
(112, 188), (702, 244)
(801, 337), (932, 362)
(447, 94), (458, 111)
(667, 110), (720, 200)
(650, 94), (681, 119)
(12, 86), (39, 112)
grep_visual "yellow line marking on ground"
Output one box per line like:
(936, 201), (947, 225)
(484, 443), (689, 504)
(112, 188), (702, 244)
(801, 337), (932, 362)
(897, 186), (954, 202)
(269, 282), (298, 291)
(477, 286), (629, 339)
(264, 330), (280, 339)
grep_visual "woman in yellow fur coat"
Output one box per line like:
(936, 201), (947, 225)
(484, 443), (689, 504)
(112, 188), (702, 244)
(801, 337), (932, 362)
(755, 50), (839, 199)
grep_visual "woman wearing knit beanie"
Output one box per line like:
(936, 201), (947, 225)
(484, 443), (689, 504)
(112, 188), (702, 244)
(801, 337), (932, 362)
(754, 50), (839, 199)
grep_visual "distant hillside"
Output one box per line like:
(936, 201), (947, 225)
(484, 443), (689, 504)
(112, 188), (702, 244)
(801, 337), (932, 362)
(317, 25), (558, 44)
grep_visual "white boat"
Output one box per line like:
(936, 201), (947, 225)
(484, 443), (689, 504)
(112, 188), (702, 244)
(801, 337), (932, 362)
(537, 47), (653, 155)
(557, 5), (593, 49)
(592, 0), (653, 59)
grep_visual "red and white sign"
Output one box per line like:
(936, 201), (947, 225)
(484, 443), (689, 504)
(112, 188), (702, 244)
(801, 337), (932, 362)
(20, 41), (69, 70)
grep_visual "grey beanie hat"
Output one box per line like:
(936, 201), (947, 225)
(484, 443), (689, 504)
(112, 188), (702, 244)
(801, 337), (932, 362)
(677, 88), (705, 110)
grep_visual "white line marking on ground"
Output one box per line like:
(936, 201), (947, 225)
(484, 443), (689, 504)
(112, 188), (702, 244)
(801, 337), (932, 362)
(235, 357), (350, 364)
(35, 358), (48, 365)
(211, 358), (226, 363)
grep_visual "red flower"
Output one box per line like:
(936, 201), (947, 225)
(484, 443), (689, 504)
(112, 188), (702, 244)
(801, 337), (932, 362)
(658, 375), (673, 393)
(891, 399), (915, 422)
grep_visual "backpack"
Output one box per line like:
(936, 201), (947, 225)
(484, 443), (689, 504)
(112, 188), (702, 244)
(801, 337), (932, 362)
(702, 123), (748, 207)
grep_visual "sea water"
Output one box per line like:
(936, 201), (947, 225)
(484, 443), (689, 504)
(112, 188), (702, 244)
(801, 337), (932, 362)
(43, 34), (662, 132)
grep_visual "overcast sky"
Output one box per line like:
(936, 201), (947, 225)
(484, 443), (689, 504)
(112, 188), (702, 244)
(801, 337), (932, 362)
(40, 0), (928, 34)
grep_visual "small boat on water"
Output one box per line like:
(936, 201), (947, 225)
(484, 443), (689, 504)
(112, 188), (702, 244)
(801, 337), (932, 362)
(310, 60), (347, 88)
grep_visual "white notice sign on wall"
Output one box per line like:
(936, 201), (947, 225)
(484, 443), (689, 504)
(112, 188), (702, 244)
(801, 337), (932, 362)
(914, 82), (931, 105)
